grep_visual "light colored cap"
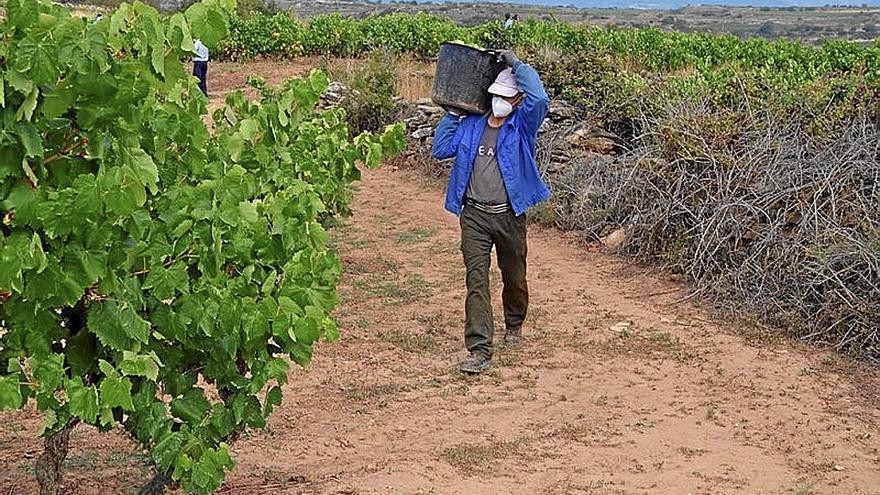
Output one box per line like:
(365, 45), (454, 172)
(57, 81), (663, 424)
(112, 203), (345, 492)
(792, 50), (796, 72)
(488, 68), (520, 97)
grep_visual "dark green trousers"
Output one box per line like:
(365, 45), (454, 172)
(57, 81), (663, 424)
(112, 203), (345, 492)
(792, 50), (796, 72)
(460, 205), (529, 358)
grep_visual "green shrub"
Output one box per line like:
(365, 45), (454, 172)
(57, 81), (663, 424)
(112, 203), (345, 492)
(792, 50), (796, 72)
(323, 51), (400, 136)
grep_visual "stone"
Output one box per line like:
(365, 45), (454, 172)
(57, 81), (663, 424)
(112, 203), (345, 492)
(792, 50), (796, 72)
(403, 116), (427, 127)
(327, 82), (347, 93)
(609, 321), (633, 333)
(544, 160), (569, 174)
(549, 100), (575, 120)
(538, 118), (551, 133)
(601, 228), (628, 250)
(417, 104), (443, 115)
(416, 97), (434, 106)
(567, 129), (616, 154)
(566, 128), (588, 144)
(551, 150), (573, 162)
(411, 127), (434, 140)
(585, 137), (616, 154)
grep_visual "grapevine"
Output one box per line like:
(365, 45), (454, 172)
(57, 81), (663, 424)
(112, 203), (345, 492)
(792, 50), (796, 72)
(0, 1), (404, 493)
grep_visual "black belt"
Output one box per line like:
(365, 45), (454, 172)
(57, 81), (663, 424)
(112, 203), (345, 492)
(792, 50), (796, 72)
(465, 198), (511, 214)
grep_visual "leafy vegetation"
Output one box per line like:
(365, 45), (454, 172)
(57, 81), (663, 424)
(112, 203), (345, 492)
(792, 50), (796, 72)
(219, 11), (880, 135)
(219, 11), (880, 78)
(320, 51), (401, 136)
(0, 0), (403, 493)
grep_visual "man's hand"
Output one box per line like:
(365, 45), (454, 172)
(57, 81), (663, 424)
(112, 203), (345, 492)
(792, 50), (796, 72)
(498, 50), (521, 68)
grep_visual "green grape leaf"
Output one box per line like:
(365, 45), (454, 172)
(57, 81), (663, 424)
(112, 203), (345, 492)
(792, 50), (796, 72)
(119, 351), (161, 381)
(16, 88), (39, 122)
(17, 39), (58, 87)
(88, 302), (151, 351)
(294, 307), (322, 344)
(226, 133), (244, 162)
(29, 233), (47, 273)
(151, 41), (165, 77)
(16, 122), (43, 157)
(31, 353), (64, 393)
(40, 85), (75, 120)
(277, 296), (301, 316)
(98, 360), (118, 379)
(154, 431), (183, 470)
(128, 148), (160, 192)
(99, 374), (134, 412)
(185, 2), (228, 49)
(323, 316), (340, 343)
(0, 249), (23, 294)
(67, 377), (99, 423)
(2, 183), (37, 224)
(260, 270), (277, 296)
(238, 201), (259, 225)
(169, 13), (195, 53)
(7, 0), (39, 31)
(37, 407), (58, 437)
(263, 386), (283, 416)
(0, 375), (24, 410)
(78, 248), (108, 283)
(264, 358), (289, 385)
(6, 70), (33, 94)
(171, 219), (193, 239)
(171, 389), (211, 424)
(143, 263), (190, 300)
(189, 445), (234, 493)
(288, 342), (313, 368)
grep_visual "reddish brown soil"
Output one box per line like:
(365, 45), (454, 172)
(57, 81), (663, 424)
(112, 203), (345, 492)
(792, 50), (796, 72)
(207, 58), (321, 96)
(3, 167), (880, 495)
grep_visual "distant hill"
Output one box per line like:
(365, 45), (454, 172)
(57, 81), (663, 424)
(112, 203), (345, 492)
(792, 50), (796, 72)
(381, 0), (880, 8)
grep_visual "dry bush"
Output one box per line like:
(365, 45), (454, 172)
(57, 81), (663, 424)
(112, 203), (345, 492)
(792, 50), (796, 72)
(545, 102), (880, 359)
(394, 57), (436, 102)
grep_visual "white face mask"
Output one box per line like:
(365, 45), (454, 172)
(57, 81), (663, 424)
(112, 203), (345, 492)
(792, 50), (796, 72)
(491, 96), (514, 118)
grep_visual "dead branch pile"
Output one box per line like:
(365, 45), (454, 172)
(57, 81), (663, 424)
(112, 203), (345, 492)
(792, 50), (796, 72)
(546, 102), (880, 359)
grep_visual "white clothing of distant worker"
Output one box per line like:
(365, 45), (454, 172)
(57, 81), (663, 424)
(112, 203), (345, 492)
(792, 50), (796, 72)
(193, 39), (210, 62)
(503, 17), (514, 29)
(192, 39), (210, 96)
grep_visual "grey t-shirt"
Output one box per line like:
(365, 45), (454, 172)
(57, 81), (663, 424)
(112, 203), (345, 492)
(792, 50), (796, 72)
(466, 124), (509, 204)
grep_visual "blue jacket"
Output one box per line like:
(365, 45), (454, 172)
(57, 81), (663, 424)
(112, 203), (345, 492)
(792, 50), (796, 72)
(432, 62), (551, 217)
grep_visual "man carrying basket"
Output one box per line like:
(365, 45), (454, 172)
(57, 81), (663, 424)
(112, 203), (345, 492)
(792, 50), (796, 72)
(432, 50), (551, 374)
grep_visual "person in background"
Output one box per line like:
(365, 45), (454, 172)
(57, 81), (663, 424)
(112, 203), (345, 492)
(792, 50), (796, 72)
(192, 38), (209, 96)
(432, 50), (551, 374)
(503, 13), (514, 30)
(512, 14), (520, 25)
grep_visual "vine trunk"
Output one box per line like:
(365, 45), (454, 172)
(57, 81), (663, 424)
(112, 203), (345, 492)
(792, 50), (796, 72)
(35, 418), (80, 495)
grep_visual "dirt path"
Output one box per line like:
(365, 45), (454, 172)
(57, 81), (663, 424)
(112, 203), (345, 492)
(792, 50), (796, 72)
(2, 168), (880, 495)
(220, 168), (880, 495)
